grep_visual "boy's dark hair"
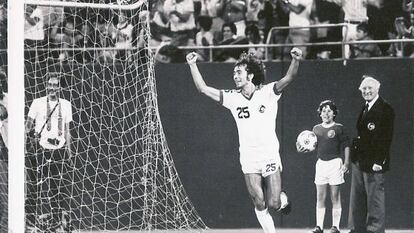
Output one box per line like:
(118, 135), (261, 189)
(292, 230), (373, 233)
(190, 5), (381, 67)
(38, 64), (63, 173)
(317, 100), (338, 119)
(235, 52), (265, 86)
(222, 22), (237, 35)
(198, 15), (213, 31)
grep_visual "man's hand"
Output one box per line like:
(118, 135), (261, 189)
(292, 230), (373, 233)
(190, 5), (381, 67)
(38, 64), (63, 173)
(372, 163), (383, 172)
(186, 52), (198, 65)
(290, 47), (303, 60)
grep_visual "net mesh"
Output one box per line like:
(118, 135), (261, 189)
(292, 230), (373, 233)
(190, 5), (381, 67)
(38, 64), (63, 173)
(24, 1), (206, 232)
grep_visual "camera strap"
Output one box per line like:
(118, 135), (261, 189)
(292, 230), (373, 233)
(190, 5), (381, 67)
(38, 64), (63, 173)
(38, 99), (60, 136)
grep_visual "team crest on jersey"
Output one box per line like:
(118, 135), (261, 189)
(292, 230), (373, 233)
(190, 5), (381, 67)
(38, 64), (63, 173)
(259, 105), (266, 113)
(327, 129), (336, 138)
(367, 122), (376, 130)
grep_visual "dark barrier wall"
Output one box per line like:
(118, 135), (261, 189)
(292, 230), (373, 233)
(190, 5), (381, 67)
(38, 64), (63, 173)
(155, 59), (414, 229)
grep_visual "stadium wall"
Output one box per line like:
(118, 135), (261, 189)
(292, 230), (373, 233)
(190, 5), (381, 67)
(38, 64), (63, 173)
(155, 59), (414, 229)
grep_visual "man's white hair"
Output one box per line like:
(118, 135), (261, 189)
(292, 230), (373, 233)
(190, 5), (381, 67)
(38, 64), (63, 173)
(359, 75), (380, 91)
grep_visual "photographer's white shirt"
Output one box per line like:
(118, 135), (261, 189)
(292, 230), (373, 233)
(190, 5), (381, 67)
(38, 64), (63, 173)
(28, 96), (72, 150)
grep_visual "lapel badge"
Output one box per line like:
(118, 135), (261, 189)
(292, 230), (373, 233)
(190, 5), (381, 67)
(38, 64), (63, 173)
(367, 122), (375, 130)
(259, 105), (266, 113)
(327, 129), (336, 138)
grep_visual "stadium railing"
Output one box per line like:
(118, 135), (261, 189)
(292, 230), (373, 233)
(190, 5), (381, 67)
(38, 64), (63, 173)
(171, 23), (414, 62)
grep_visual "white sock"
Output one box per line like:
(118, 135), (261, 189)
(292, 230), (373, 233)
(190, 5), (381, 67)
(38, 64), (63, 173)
(332, 208), (342, 229)
(316, 207), (326, 229)
(255, 208), (276, 233)
(280, 192), (288, 209)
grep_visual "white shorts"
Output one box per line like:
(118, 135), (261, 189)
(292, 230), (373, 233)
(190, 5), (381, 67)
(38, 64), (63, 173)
(314, 158), (344, 185)
(241, 157), (283, 177)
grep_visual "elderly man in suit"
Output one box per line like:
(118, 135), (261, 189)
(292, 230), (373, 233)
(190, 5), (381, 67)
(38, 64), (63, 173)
(348, 76), (394, 233)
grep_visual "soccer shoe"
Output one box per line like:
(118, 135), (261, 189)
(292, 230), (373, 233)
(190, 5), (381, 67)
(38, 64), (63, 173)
(330, 226), (340, 233)
(279, 191), (292, 215)
(309, 226), (324, 233)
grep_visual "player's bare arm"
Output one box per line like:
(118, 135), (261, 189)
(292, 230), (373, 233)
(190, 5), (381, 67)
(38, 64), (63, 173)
(186, 52), (221, 102)
(274, 47), (302, 93)
(342, 146), (350, 173)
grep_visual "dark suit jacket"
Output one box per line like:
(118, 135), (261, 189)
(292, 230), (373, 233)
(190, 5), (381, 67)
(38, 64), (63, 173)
(351, 96), (394, 173)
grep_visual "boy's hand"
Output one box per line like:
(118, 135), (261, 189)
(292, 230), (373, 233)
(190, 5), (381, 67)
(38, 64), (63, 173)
(296, 141), (309, 153)
(341, 163), (350, 174)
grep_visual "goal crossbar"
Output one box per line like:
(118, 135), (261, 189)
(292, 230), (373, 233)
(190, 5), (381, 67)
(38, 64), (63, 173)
(24, 0), (146, 10)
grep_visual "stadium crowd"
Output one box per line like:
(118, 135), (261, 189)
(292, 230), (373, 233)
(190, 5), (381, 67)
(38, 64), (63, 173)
(1, 0), (412, 63)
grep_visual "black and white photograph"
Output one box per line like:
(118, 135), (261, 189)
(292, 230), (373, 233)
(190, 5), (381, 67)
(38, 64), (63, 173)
(2, 0), (414, 232)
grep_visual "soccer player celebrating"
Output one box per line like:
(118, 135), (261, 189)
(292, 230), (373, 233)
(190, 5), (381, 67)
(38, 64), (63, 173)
(297, 100), (350, 233)
(186, 48), (302, 233)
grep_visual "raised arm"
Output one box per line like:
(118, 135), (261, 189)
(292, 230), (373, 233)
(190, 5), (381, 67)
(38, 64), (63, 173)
(274, 47), (303, 93)
(186, 52), (221, 102)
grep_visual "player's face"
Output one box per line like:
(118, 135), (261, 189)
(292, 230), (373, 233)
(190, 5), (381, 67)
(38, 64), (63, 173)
(233, 65), (249, 88)
(360, 81), (378, 102)
(47, 77), (60, 100)
(320, 105), (335, 124)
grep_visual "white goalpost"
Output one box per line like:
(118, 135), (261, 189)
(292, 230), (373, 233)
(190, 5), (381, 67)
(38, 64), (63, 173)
(9, 0), (207, 232)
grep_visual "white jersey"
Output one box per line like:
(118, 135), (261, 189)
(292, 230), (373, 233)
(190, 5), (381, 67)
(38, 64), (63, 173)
(221, 82), (281, 165)
(28, 96), (73, 150)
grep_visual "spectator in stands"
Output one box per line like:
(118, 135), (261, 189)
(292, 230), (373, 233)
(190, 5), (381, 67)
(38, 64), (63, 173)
(308, 0), (342, 59)
(198, 0), (225, 44)
(325, 0), (383, 58)
(149, 0), (171, 47)
(76, 21), (96, 63)
(217, 0), (247, 37)
(246, 0), (265, 26)
(24, 5), (46, 62)
(385, 28), (403, 57)
(195, 15), (215, 61)
(350, 22), (382, 58)
(394, 15), (414, 57)
(50, 18), (83, 62)
(114, 11), (134, 61)
(282, 0), (314, 59)
(96, 12), (117, 63)
(163, 0), (196, 46)
(245, 24), (265, 59)
(402, 0), (413, 13)
(214, 22), (248, 62)
(266, 0), (290, 60)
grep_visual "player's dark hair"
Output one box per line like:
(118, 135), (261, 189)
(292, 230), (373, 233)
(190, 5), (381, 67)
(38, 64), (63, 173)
(317, 100), (338, 120)
(234, 52), (265, 86)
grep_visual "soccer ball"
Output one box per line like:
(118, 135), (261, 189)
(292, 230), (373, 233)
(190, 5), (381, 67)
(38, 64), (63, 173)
(296, 130), (317, 152)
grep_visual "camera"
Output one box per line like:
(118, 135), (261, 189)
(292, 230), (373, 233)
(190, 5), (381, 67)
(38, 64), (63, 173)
(47, 138), (60, 146)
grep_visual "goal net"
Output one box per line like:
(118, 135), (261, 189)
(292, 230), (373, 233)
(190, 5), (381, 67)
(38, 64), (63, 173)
(24, 0), (206, 232)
